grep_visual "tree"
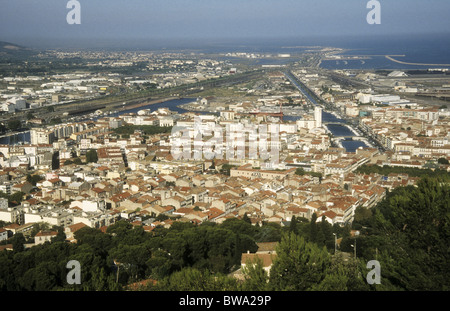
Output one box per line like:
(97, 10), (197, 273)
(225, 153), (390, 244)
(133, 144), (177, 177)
(289, 215), (299, 234)
(51, 227), (67, 243)
(242, 213), (251, 225)
(49, 118), (62, 125)
(22, 261), (59, 291)
(86, 149), (98, 163)
(30, 222), (51, 237)
(309, 213), (318, 243)
(73, 158), (83, 165)
(74, 227), (113, 256)
(64, 159), (74, 166)
(352, 176), (450, 290)
(220, 164), (236, 176)
(311, 253), (369, 291)
(353, 206), (373, 229)
(8, 191), (25, 204)
(255, 222), (282, 242)
(241, 257), (270, 291)
(295, 168), (306, 175)
(270, 232), (330, 291)
(26, 174), (44, 186)
(437, 158), (449, 165)
(154, 267), (238, 291)
(11, 233), (26, 252)
(220, 218), (258, 238)
(7, 119), (21, 131)
(52, 151), (60, 170)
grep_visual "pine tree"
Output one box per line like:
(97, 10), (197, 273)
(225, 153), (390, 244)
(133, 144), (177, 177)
(270, 232), (330, 291)
(309, 213), (318, 243)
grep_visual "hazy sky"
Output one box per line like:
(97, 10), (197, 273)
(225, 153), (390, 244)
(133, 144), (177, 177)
(1, 0), (449, 48)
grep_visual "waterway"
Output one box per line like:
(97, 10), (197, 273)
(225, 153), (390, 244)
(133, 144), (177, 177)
(0, 93), (369, 152)
(0, 98), (200, 145)
(0, 131), (30, 145)
(284, 71), (369, 152)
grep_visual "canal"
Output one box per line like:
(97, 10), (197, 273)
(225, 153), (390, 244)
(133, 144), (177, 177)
(1, 83), (370, 153)
(0, 98), (200, 145)
(284, 71), (369, 152)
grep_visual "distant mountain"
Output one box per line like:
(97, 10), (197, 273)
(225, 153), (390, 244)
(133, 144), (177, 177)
(0, 41), (25, 51)
(0, 41), (37, 59)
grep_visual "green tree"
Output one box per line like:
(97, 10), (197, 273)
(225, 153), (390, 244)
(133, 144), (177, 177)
(8, 191), (25, 204)
(270, 232), (330, 291)
(74, 227), (113, 256)
(220, 218), (257, 238)
(295, 168), (306, 175)
(11, 233), (26, 252)
(241, 257), (270, 291)
(254, 223), (281, 243)
(437, 158), (449, 165)
(30, 222), (51, 237)
(153, 267), (238, 291)
(51, 227), (67, 243)
(86, 149), (98, 163)
(220, 164), (236, 176)
(311, 254), (369, 291)
(242, 213), (251, 225)
(7, 119), (21, 131)
(353, 176), (450, 290)
(22, 261), (59, 291)
(49, 117), (62, 125)
(309, 213), (318, 243)
(26, 174), (44, 186)
(64, 159), (74, 166)
(289, 215), (299, 234)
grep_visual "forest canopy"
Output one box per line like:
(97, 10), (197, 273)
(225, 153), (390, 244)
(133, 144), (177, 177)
(0, 176), (448, 291)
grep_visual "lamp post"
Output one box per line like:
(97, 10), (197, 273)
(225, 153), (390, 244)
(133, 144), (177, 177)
(350, 239), (357, 259)
(333, 233), (337, 254)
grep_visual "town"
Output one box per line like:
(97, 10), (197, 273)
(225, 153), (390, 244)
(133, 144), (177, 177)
(0, 44), (449, 291)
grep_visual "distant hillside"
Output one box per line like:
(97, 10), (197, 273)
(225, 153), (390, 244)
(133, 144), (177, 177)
(0, 41), (37, 59)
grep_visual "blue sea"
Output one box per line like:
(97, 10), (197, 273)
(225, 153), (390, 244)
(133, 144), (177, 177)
(318, 33), (450, 70)
(34, 33), (450, 70)
(170, 34), (450, 70)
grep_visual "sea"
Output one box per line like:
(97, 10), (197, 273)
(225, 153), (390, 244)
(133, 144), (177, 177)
(36, 33), (450, 70)
(316, 33), (450, 70)
(147, 33), (450, 70)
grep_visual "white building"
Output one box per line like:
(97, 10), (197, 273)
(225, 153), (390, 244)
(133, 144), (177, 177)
(70, 200), (105, 213)
(30, 129), (55, 145)
(0, 198), (7, 210)
(1, 97), (26, 112)
(0, 228), (8, 242)
(314, 107), (322, 128)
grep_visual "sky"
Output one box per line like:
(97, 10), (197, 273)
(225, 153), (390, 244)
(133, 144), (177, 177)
(0, 0), (449, 48)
